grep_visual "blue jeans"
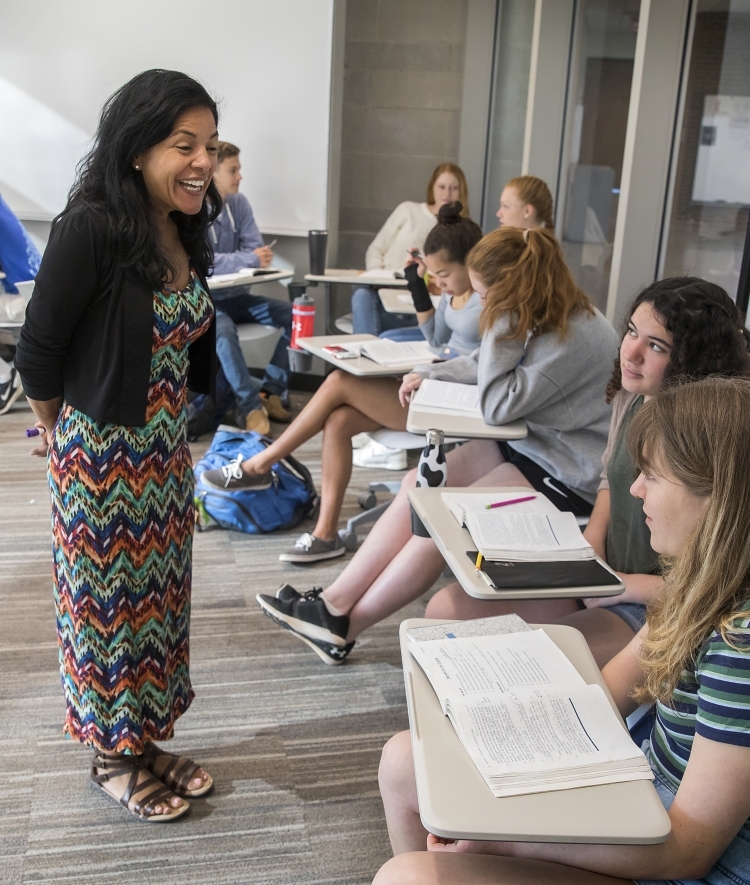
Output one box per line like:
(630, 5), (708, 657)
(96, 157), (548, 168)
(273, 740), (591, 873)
(379, 326), (425, 342)
(351, 286), (419, 335)
(213, 291), (293, 418)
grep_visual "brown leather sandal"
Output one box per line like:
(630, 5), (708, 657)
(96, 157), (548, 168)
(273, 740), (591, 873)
(91, 752), (190, 822)
(141, 742), (214, 798)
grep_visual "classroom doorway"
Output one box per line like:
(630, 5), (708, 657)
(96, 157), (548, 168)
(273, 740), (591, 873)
(557, 0), (641, 312)
(660, 1), (750, 311)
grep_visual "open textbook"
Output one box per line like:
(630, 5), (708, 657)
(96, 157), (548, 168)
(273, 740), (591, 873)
(465, 510), (595, 561)
(410, 379), (483, 418)
(346, 339), (439, 368)
(409, 627), (652, 798)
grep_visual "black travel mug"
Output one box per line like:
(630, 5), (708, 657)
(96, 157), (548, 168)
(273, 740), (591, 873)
(308, 230), (328, 275)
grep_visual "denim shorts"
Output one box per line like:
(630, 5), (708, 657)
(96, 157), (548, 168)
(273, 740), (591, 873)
(607, 602), (647, 633)
(635, 741), (750, 885)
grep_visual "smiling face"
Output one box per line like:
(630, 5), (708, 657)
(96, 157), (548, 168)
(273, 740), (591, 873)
(630, 461), (710, 557)
(496, 186), (537, 229)
(424, 250), (471, 297)
(620, 302), (673, 397)
(134, 106), (218, 218)
(431, 172), (461, 208)
(214, 155), (242, 197)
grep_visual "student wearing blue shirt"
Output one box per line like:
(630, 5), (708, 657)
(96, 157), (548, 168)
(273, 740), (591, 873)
(0, 192), (41, 414)
(209, 141), (293, 432)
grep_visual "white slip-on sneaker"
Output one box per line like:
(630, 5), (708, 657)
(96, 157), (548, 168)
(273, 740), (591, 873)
(351, 432), (372, 449)
(352, 439), (407, 470)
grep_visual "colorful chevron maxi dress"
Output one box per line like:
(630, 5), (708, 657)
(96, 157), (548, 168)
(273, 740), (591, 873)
(48, 273), (213, 753)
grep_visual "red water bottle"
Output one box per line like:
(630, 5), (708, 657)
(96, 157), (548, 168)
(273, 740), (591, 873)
(291, 292), (316, 349)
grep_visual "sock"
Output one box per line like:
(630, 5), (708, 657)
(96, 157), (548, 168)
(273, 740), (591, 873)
(320, 591), (345, 618)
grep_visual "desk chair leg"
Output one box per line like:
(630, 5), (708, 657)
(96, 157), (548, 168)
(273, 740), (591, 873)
(338, 480), (402, 549)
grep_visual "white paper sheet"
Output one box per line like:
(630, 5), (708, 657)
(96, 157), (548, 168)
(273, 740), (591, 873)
(411, 379), (482, 416)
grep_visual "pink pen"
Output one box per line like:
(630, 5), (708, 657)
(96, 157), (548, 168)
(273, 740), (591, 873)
(485, 494), (537, 510)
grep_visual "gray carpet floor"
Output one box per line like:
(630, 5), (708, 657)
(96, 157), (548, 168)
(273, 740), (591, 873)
(0, 392), (444, 884)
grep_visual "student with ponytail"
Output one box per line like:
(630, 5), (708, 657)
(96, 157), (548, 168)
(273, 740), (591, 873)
(201, 204), (484, 568)
(254, 226), (619, 664)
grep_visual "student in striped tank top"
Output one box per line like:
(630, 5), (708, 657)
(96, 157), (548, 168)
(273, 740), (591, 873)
(376, 377), (750, 885)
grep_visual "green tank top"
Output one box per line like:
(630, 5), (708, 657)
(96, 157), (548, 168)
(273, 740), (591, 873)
(605, 396), (660, 576)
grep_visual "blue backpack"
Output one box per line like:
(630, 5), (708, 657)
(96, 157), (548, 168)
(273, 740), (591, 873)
(194, 427), (319, 534)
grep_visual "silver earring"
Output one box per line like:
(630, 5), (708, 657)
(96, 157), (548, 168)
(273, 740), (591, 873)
(134, 165), (141, 170)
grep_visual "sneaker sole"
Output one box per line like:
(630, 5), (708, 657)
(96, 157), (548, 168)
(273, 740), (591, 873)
(278, 546), (347, 563)
(0, 383), (24, 416)
(256, 593), (347, 647)
(198, 477), (273, 492)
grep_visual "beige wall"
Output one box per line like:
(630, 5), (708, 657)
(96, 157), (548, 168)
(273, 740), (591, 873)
(337, 0), (469, 268)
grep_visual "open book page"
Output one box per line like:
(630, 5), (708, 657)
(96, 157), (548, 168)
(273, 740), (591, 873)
(359, 339), (438, 367)
(465, 511), (595, 561)
(406, 614), (532, 643)
(358, 268), (404, 281)
(409, 629), (586, 714)
(450, 684), (652, 796)
(210, 268), (274, 285)
(441, 491), (558, 527)
(411, 379), (482, 416)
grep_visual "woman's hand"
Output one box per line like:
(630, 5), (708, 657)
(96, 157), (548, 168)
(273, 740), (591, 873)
(399, 373), (423, 407)
(427, 834), (514, 856)
(29, 421), (50, 458)
(404, 248), (427, 279)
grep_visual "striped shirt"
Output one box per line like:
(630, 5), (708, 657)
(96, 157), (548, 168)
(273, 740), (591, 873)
(650, 608), (750, 794)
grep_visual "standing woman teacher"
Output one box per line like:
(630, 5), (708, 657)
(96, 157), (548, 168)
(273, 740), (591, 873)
(15, 70), (219, 822)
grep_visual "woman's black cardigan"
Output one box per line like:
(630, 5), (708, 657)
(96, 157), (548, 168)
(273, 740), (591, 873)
(15, 207), (215, 427)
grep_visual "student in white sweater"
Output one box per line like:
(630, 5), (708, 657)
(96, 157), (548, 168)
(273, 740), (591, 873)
(352, 163), (469, 335)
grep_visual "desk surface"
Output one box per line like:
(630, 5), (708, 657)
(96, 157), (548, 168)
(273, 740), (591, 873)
(401, 618), (670, 843)
(305, 269), (408, 287)
(378, 288), (440, 315)
(408, 487), (623, 600)
(209, 269), (293, 290)
(406, 401), (527, 440)
(297, 334), (435, 377)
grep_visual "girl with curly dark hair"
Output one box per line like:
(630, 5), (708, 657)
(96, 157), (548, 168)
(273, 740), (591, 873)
(425, 277), (750, 668)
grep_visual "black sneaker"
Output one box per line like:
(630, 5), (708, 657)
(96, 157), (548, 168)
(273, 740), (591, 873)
(275, 584), (323, 603)
(293, 634), (355, 666)
(200, 455), (273, 491)
(256, 592), (349, 647)
(0, 367), (23, 416)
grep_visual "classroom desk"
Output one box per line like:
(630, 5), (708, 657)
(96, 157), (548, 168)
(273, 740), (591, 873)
(296, 333), (437, 377)
(401, 617), (670, 843)
(208, 269), (293, 290)
(407, 487), (624, 600)
(406, 399), (527, 440)
(304, 269), (408, 333)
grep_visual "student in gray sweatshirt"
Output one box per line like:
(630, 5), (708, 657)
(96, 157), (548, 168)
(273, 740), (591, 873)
(254, 226), (619, 665)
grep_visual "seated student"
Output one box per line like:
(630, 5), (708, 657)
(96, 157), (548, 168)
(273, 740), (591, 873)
(200, 205), (484, 556)
(209, 140), (293, 433)
(423, 278), (750, 667)
(377, 174), (552, 347)
(254, 226), (619, 663)
(375, 376), (750, 885)
(0, 191), (42, 415)
(352, 163), (468, 336)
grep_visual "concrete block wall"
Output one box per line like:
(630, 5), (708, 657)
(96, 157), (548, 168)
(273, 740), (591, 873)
(338, 0), (469, 268)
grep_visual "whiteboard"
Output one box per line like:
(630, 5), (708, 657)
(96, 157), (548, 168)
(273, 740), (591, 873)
(0, 0), (334, 234)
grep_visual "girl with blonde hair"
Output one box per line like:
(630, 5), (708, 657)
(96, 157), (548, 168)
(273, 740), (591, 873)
(255, 226), (618, 664)
(376, 376), (750, 885)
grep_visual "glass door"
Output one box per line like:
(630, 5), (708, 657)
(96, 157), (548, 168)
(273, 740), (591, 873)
(556, 0), (641, 312)
(660, 1), (750, 305)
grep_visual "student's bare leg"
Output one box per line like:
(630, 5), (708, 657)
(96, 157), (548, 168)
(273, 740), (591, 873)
(373, 851), (634, 885)
(425, 582), (582, 623)
(554, 608), (636, 669)
(323, 440), (508, 636)
(240, 372), (403, 474)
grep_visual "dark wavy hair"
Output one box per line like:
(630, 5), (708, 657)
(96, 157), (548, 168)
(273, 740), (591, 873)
(423, 202), (483, 264)
(64, 69), (221, 286)
(606, 277), (750, 402)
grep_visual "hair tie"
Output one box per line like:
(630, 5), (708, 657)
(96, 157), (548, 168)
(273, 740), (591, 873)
(523, 228), (530, 244)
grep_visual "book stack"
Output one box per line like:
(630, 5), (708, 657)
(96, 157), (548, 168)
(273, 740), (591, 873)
(408, 621), (653, 798)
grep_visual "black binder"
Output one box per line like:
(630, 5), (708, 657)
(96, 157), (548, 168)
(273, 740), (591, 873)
(466, 551), (621, 591)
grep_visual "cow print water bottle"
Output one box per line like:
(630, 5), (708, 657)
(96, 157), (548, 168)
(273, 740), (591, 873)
(416, 429), (448, 488)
